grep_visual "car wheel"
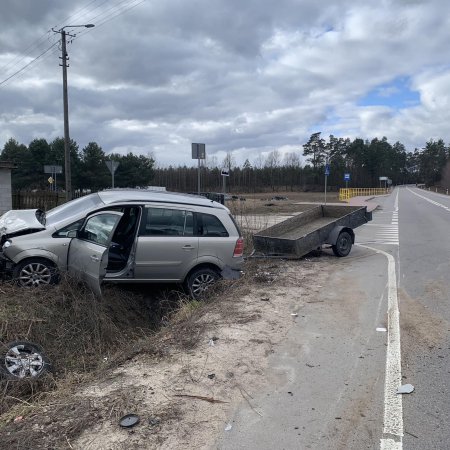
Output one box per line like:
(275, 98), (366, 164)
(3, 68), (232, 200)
(332, 231), (352, 257)
(13, 258), (58, 287)
(0, 341), (51, 379)
(185, 268), (220, 299)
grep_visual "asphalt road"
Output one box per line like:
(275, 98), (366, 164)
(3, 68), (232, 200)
(395, 187), (450, 449)
(217, 187), (449, 450)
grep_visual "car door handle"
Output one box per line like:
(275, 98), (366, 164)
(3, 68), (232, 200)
(182, 245), (195, 251)
(90, 255), (100, 262)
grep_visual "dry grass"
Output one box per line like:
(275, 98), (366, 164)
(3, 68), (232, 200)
(0, 254), (309, 449)
(0, 269), (251, 448)
(0, 277), (193, 417)
(0, 192), (328, 447)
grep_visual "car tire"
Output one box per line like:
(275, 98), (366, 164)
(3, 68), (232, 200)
(0, 341), (51, 379)
(13, 258), (58, 287)
(185, 267), (220, 299)
(332, 231), (352, 257)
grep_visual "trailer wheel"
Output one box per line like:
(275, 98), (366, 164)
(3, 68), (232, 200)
(332, 231), (352, 257)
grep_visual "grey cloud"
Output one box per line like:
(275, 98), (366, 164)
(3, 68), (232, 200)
(3, 0), (450, 167)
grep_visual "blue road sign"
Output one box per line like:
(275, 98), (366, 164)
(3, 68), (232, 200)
(325, 164), (330, 176)
(344, 173), (350, 181)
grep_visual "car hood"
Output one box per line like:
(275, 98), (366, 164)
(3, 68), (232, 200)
(0, 209), (45, 237)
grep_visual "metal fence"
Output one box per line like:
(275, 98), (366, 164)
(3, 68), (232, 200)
(339, 188), (389, 201)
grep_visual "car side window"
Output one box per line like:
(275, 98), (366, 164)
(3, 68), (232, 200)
(53, 219), (84, 238)
(196, 213), (229, 237)
(78, 214), (121, 246)
(141, 208), (193, 236)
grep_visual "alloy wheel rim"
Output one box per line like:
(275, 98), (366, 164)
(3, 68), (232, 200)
(191, 274), (216, 296)
(19, 263), (52, 287)
(5, 345), (45, 378)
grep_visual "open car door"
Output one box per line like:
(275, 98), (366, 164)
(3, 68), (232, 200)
(67, 211), (123, 296)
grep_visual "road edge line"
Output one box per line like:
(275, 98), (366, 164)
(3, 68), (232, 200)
(357, 244), (403, 450)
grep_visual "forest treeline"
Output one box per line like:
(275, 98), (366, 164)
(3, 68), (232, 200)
(1, 134), (450, 193)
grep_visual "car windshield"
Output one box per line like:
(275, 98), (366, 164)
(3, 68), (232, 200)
(45, 193), (105, 226)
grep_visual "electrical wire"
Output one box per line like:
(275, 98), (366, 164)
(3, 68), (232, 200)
(0, 31), (58, 75)
(1, 45), (61, 88)
(0, 0), (146, 87)
(0, 41), (59, 87)
(53, 0), (107, 30)
(77, 0), (145, 33)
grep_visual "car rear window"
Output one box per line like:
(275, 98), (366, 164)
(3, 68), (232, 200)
(197, 213), (229, 237)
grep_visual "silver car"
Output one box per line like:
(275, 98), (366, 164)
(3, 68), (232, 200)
(0, 190), (244, 297)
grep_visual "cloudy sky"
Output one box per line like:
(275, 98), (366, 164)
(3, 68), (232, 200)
(1, 0), (450, 167)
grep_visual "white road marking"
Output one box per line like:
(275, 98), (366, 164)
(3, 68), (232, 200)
(406, 187), (450, 211)
(357, 244), (403, 450)
(357, 223), (399, 245)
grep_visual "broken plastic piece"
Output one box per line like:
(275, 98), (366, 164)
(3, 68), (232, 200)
(396, 384), (414, 394)
(376, 327), (387, 332)
(119, 414), (140, 428)
(291, 313), (298, 317)
(208, 339), (215, 347)
(148, 417), (161, 427)
(225, 423), (232, 431)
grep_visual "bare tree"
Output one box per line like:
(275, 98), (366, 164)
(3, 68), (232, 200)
(222, 152), (236, 170)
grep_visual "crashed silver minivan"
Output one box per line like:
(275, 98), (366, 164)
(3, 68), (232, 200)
(0, 190), (244, 297)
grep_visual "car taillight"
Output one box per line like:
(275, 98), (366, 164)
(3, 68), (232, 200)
(233, 237), (244, 257)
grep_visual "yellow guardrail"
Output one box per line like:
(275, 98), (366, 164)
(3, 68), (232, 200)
(339, 188), (389, 201)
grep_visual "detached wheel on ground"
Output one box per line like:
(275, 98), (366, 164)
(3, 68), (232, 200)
(332, 231), (353, 257)
(0, 341), (51, 379)
(185, 267), (220, 299)
(13, 258), (58, 287)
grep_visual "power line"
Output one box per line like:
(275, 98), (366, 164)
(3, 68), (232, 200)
(53, 0), (105, 29)
(0, 0), (146, 87)
(80, 0), (144, 30)
(0, 30), (57, 75)
(1, 45), (61, 87)
(0, 41), (59, 87)
(75, 0), (146, 39)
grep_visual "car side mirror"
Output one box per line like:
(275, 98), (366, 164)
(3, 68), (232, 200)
(67, 230), (78, 238)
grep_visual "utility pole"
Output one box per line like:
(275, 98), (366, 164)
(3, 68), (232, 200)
(61, 30), (71, 201)
(54, 24), (94, 201)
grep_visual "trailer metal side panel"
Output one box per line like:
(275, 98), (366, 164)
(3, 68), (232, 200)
(252, 205), (371, 258)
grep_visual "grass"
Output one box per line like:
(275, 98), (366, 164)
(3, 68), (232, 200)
(0, 190), (333, 447)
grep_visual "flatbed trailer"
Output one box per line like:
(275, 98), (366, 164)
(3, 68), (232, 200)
(252, 204), (372, 258)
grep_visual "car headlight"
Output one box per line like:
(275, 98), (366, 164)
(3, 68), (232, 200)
(2, 240), (11, 249)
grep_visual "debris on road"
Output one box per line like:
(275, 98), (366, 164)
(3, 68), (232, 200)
(396, 384), (415, 394)
(376, 327), (387, 332)
(119, 414), (140, 428)
(148, 417), (161, 427)
(174, 394), (228, 404)
(225, 423), (233, 431)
